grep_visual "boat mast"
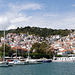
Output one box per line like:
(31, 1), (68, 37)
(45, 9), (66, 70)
(3, 29), (5, 61)
(16, 35), (17, 58)
(27, 32), (30, 59)
(28, 47), (30, 59)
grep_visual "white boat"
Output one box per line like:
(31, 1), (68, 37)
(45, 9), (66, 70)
(14, 59), (25, 65)
(52, 56), (75, 62)
(7, 60), (14, 66)
(13, 36), (25, 65)
(0, 61), (8, 67)
(24, 47), (41, 64)
(24, 56), (43, 64)
(25, 58), (39, 64)
(0, 30), (9, 67)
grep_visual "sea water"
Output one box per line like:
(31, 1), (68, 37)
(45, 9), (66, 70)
(0, 62), (75, 75)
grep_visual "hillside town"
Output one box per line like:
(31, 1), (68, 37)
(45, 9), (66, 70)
(0, 31), (75, 56)
(0, 33), (44, 53)
(50, 31), (75, 56)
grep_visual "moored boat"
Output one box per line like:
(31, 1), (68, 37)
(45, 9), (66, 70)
(14, 59), (25, 65)
(0, 61), (8, 67)
(7, 59), (14, 66)
(25, 58), (42, 65)
(0, 30), (9, 67)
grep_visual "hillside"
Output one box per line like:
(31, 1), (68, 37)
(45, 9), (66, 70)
(0, 26), (73, 37)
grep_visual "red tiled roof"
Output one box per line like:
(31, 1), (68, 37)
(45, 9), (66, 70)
(60, 50), (66, 52)
(11, 47), (28, 51)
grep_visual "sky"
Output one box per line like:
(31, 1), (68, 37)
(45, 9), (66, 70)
(0, 0), (75, 30)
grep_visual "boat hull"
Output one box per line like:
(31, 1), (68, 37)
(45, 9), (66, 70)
(8, 62), (14, 66)
(14, 60), (25, 65)
(0, 61), (8, 67)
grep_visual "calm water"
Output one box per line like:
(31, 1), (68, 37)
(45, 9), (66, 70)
(0, 62), (75, 75)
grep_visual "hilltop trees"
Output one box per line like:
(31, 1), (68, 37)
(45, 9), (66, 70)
(3, 26), (71, 38)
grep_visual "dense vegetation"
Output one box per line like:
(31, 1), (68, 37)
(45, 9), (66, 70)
(29, 42), (54, 59)
(0, 26), (72, 37)
(0, 44), (15, 57)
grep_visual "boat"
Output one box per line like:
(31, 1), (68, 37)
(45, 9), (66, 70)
(25, 57), (42, 65)
(24, 48), (42, 64)
(25, 43), (52, 64)
(0, 61), (8, 67)
(7, 59), (14, 66)
(25, 50), (43, 64)
(42, 59), (52, 63)
(14, 59), (25, 65)
(36, 58), (52, 63)
(13, 35), (25, 65)
(0, 30), (9, 67)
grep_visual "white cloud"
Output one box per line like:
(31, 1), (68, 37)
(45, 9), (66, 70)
(0, 2), (75, 30)
(0, 16), (10, 30)
(11, 16), (32, 23)
(8, 3), (44, 12)
(72, 4), (75, 7)
(7, 25), (16, 30)
(21, 3), (44, 10)
(0, 12), (75, 30)
(24, 13), (75, 29)
(0, 2), (45, 30)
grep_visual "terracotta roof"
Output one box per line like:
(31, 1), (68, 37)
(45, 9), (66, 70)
(11, 47), (28, 51)
(60, 50), (66, 52)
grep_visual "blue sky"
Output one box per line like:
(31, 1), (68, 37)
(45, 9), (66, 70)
(0, 0), (75, 30)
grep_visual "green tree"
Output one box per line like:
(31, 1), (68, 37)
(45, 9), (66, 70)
(40, 42), (48, 54)
(30, 42), (52, 58)
(30, 42), (41, 53)
(0, 44), (11, 57)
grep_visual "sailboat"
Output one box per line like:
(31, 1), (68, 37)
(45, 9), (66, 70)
(0, 29), (14, 67)
(13, 35), (25, 65)
(0, 30), (9, 67)
(25, 40), (51, 64)
(25, 44), (42, 64)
